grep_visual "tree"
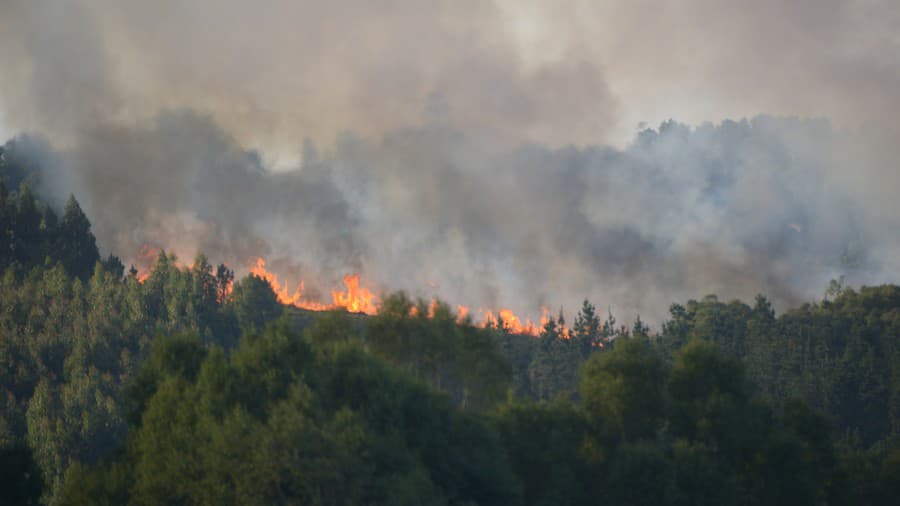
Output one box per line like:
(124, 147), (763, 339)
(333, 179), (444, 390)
(102, 254), (125, 279)
(56, 195), (100, 280)
(0, 182), (11, 268)
(230, 274), (283, 333)
(12, 184), (43, 268)
(494, 400), (594, 506)
(215, 263), (234, 303)
(65, 324), (523, 505)
(580, 336), (667, 441)
(667, 340), (756, 452)
(571, 300), (601, 360)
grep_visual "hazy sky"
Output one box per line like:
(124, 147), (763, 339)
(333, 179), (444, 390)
(3, 0), (898, 154)
(1, 0), (898, 323)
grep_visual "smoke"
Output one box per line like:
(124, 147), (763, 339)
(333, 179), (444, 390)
(0, 0), (616, 150)
(1, 0), (900, 323)
(12, 113), (900, 324)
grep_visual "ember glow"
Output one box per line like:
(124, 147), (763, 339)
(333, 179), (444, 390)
(134, 245), (161, 283)
(134, 245), (191, 282)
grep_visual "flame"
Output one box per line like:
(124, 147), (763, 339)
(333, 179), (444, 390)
(134, 251), (564, 336)
(331, 273), (378, 314)
(249, 258), (376, 314)
(477, 308), (546, 336)
(248, 257), (555, 334)
(133, 245), (192, 282)
(134, 245), (160, 282)
(249, 258), (319, 308)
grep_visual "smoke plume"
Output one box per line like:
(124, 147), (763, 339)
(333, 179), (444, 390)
(2, 0), (899, 323)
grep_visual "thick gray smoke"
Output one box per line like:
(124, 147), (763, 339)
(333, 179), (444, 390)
(2, 0), (899, 323)
(12, 113), (900, 323)
(0, 0), (615, 148)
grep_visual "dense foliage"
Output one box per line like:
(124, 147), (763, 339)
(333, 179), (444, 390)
(57, 329), (896, 506)
(61, 324), (521, 505)
(660, 289), (900, 446)
(0, 251), (287, 502)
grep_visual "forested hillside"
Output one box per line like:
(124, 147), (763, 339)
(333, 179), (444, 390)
(2, 143), (899, 505)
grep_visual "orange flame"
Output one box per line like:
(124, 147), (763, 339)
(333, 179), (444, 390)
(249, 258), (376, 314)
(134, 245), (160, 282)
(331, 273), (378, 314)
(456, 305), (470, 322)
(248, 258), (556, 334)
(477, 307), (552, 336)
(135, 250), (564, 337)
(133, 245), (192, 282)
(248, 258), (327, 309)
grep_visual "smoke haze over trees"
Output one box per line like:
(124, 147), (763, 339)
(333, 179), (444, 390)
(3, 0), (900, 323)
(3, 115), (898, 323)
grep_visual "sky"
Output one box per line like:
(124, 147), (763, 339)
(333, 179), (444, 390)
(1, 0), (899, 324)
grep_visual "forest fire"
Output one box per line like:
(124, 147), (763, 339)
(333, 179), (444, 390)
(331, 273), (378, 314)
(248, 258), (370, 313)
(247, 258), (550, 336)
(133, 245), (191, 282)
(132, 250), (552, 336)
(248, 258), (320, 309)
(478, 307), (553, 337)
(134, 245), (161, 282)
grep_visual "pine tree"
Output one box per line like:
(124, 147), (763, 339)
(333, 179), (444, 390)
(573, 299), (601, 360)
(57, 195), (100, 280)
(13, 184), (42, 268)
(0, 182), (11, 269)
(215, 263), (234, 303)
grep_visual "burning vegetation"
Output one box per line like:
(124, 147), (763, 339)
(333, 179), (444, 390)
(244, 255), (555, 336)
(129, 244), (560, 337)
